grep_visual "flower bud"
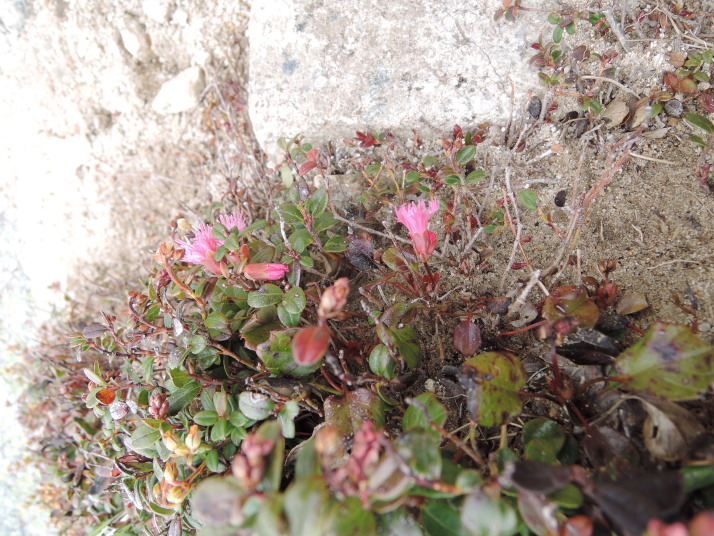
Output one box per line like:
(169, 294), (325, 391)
(185, 425), (201, 453)
(166, 484), (189, 504)
(242, 263), (290, 280)
(318, 278), (350, 320)
(163, 461), (178, 484)
(162, 431), (180, 452)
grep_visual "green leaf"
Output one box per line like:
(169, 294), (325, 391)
(549, 484), (583, 508)
(204, 449), (223, 473)
(518, 189), (539, 211)
(690, 134), (707, 147)
(289, 229), (314, 253)
(229, 410), (250, 428)
(193, 410), (218, 427)
(465, 170), (486, 184)
(238, 392), (275, 421)
(278, 204), (304, 224)
(323, 236), (347, 252)
(306, 189), (328, 217)
(377, 324), (419, 369)
(369, 344), (396, 379)
(313, 211), (338, 232)
(461, 488), (518, 536)
(83, 366), (106, 386)
(204, 311), (229, 330)
(542, 285), (600, 329)
(423, 500), (464, 536)
(693, 71), (709, 83)
(167, 380), (201, 416)
(298, 254), (315, 268)
(247, 284), (283, 308)
(397, 430), (442, 479)
(324, 388), (385, 438)
(403, 392), (447, 440)
(210, 418), (229, 442)
(278, 400), (300, 439)
(456, 145), (478, 165)
(284, 477), (331, 536)
(277, 303), (301, 327)
(682, 464), (714, 493)
(461, 352), (526, 427)
(189, 334), (207, 354)
(86, 518), (114, 536)
(282, 286), (306, 315)
(553, 25), (564, 43)
(423, 156), (437, 168)
(565, 21), (576, 35)
(650, 103), (662, 117)
(522, 418), (565, 463)
(257, 328), (320, 377)
(129, 425), (161, 450)
(547, 13), (562, 24)
(684, 112), (714, 134)
(241, 306), (283, 349)
(366, 163), (382, 176)
(382, 247), (418, 273)
(614, 322), (714, 401)
(330, 498), (376, 535)
(443, 174), (462, 186)
(405, 170), (421, 184)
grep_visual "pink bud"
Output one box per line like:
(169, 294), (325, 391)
(292, 326), (331, 366)
(242, 263), (290, 280)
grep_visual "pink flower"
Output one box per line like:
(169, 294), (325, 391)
(176, 211), (247, 275)
(242, 263), (290, 280)
(176, 223), (223, 275)
(394, 199), (440, 259)
(218, 211), (247, 233)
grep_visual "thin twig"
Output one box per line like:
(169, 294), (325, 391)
(580, 75), (639, 98)
(507, 270), (542, 317)
(648, 259), (704, 270)
(603, 8), (631, 52)
(629, 152), (676, 165)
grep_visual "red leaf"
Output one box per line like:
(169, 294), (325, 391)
(298, 161), (317, 177)
(305, 148), (319, 162)
(453, 321), (482, 356)
(700, 92), (714, 113)
(559, 516), (593, 536)
(292, 326), (331, 366)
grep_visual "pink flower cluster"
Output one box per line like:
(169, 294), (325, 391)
(177, 211), (289, 280)
(394, 199), (440, 260)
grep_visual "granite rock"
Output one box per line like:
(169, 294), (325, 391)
(248, 0), (553, 159)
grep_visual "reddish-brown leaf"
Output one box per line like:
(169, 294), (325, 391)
(453, 321), (482, 356)
(699, 91), (714, 113)
(96, 388), (116, 405)
(663, 72), (680, 92)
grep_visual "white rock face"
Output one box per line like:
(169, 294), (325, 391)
(151, 65), (205, 114)
(119, 18), (153, 62)
(248, 0), (554, 159)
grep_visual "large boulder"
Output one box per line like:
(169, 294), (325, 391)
(248, 0), (552, 159)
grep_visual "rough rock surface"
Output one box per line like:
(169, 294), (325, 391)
(248, 0), (553, 159)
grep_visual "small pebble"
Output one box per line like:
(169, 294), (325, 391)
(554, 189), (567, 207)
(664, 99), (683, 117)
(528, 96), (542, 118)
